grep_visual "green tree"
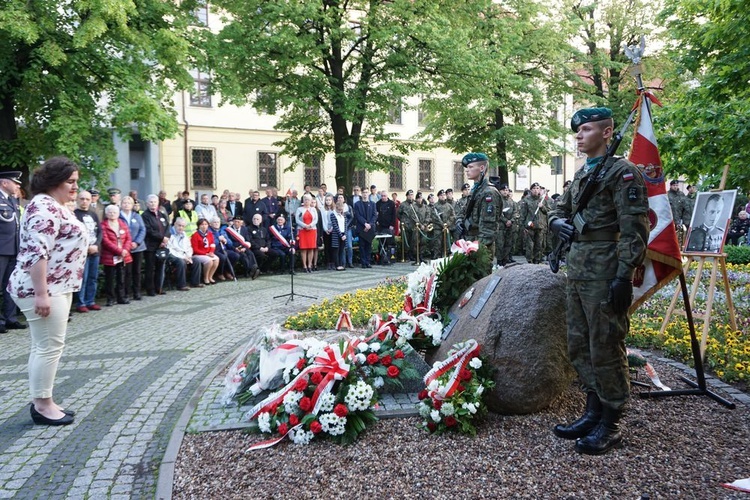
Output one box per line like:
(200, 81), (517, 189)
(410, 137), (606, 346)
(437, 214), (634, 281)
(657, 0), (750, 192)
(203, 0), (463, 191)
(417, 0), (575, 186)
(0, 0), (196, 185)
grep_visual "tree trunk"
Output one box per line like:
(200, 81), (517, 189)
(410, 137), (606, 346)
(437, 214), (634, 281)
(493, 108), (510, 186)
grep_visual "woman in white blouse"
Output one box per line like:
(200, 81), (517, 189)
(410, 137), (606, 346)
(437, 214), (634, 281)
(9, 157), (87, 426)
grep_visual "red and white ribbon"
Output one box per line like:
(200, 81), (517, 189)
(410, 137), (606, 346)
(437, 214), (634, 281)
(450, 239), (479, 255)
(247, 423), (303, 451)
(423, 339), (481, 401)
(269, 225), (292, 248)
(335, 310), (353, 331)
(225, 226), (252, 249)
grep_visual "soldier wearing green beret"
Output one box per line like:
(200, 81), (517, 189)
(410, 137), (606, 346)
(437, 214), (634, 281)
(548, 107), (649, 455)
(455, 153), (500, 258)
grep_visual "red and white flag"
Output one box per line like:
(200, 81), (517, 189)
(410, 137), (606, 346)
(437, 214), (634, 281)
(628, 91), (683, 312)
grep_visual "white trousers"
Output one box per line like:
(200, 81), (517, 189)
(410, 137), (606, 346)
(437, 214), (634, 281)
(14, 294), (73, 399)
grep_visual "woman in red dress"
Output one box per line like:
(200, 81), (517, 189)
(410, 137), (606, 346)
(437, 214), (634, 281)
(295, 194), (318, 273)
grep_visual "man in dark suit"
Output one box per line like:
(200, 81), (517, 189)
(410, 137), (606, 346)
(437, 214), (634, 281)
(0, 171), (24, 333)
(227, 193), (243, 219)
(243, 190), (268, 226)
(354, 196), (378, 268)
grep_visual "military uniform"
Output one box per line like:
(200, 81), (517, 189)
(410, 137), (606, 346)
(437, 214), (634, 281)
(453, 194), (470, 241)
(667, 188), (687, 225)
(397, 198), (422, 263)
(496, 192), (517, 265)
(429, 199), (455, 258)
(458, 178), (500, 257)
(549, 156), (649, 410)
(519, 190), (549, 263)
(0, 181), (21, 330)
(686, 224), (725, 252)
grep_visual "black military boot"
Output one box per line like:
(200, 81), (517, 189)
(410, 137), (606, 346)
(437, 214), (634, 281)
(553, 391), (601, 439)
(575, 406), (623, 455)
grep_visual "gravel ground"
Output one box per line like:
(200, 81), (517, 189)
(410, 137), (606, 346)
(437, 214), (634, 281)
(173, 361), (749, 499)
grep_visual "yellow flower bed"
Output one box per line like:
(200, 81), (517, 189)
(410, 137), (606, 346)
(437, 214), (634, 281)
(630, 262), (750, 384)
(284, 281), (407, 331)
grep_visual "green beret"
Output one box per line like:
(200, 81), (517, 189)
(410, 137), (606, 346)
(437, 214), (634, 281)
(461, 152), (488, 167)
(570, 107), (613, 132)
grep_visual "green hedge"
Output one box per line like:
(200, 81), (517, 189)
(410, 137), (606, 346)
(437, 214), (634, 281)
(726, 244), (750, 264)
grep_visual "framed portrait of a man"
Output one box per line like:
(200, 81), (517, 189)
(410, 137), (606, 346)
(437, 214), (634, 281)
(684, 189), (737, 254)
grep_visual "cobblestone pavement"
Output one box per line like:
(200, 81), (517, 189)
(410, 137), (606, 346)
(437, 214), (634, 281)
(0, 264), (412, 499)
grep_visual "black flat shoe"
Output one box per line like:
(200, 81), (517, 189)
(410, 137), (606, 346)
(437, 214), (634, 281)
(6, 321), (27, 329)
(30, 405), (74, 426)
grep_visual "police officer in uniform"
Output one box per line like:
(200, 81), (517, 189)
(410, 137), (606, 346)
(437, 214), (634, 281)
(0, 171), (26, 333)
(549, 107), (649, 455)
(456, 153), (500, 258)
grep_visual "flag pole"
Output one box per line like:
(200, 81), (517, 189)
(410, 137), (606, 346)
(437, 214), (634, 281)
(624, 37), (735, 408)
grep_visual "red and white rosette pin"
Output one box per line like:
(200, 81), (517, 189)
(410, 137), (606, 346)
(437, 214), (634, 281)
(423, 339), (481, 401)
(335, 309), (353, 331)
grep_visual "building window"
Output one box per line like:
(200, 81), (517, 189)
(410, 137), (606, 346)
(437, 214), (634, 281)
(387, 105), (402, 125)
(191, 148), (215, 190)
(389, 158), (404, 191)
(453, 161), (465, 190)
(551, 155), (563, 175)
(418, 159), (433, 191)
(258, 152), (278, 189)
(194, 1), (209, 26)
(190, 69), (211, 107)
(304, 157), (322, 188)
(352, 170), (367, 190)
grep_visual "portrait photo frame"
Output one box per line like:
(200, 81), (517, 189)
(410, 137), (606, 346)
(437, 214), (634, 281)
(683, 189), (737, 254)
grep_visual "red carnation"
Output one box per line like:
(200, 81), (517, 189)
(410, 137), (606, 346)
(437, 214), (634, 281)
(310, 420), (323, 434)
(457, 385), (466, 393)
(334, 404), (349, 417)
(380, 355), (392, 366)
(418, 390), (428, 400)
(298, 396), (312, 412)
(366, 353), (379, 365)
(444, 416), (458, 427)
(289, 414), (299, 426)
(459, 368), (472, 381)
(433, 400), (442, 411)
(296, 358), (306, 370)
(427, 422), (437, 433)
(294, 377), (308, 392)
(311, 372), (323, 385)
(277, 423), (289, 435)
(386, 365), (400, 378)
(394, 349), (405, 359)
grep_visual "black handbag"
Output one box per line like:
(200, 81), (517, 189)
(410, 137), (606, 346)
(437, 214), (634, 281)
(155, 248), (169, 261)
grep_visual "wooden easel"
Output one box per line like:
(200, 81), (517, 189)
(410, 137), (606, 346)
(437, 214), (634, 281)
(659, 164), (737, 359)
(660, 252), (737, 358)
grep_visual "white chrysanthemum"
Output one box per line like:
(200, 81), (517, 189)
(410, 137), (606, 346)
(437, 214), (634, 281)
(283, 391), (303, 414)
(418, 316), (443, 346)
(292, 367), (300, 376)
(282, 367), (292, 384)
(440, 402), (455, 416)
(355, 353), (367, 364)
(257, 412), (271, 433)
(290, 428), (314, 445)
(469, 357), (482, 369)
(397, 322), (415, 340)
(395, 335), (407, 347)
(462, 402), (478, 414)
(319, 392), (336, 412)
(344, 380), (374, 411)
(418, 402), (431, 418)
(319, 412), (347, 436)
(372, 376), (384, 389)
(475, 385), (485, 397)
(430, 409), (441, 422)
(369, 342), (381, 352)
(357, 342), (369, 353)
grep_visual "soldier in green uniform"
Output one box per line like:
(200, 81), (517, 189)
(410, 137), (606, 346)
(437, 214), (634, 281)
(430, 189), (455, 258)
(445, 188), (455, 207)
(549, 107), (649, 455)
(684, 184), (697, 220)
(667, 180), (688, 246)
(519, 182), (549, 264)
(453, 183), (470, 242)
(496, 183), (517, 265)
(456, 153), (500, 258)
(397, 190), (422, 265)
